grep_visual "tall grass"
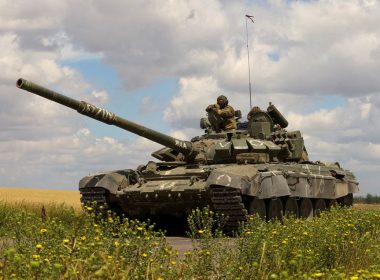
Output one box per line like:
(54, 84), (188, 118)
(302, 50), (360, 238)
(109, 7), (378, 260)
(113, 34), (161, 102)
(1, 202), (380, 279)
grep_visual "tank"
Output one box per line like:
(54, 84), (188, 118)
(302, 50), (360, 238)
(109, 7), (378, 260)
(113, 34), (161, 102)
(16, 78), (359, 232)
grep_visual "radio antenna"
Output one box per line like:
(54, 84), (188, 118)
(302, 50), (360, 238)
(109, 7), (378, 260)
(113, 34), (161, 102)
(245, 14), (255, 110)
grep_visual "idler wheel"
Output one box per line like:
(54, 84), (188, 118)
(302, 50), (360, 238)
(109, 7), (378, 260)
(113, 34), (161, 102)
(299, 198), (313, 219)
(313, 199), (327, 217)
(267, 198), (283, 221)
(248, 197), (266, 219)
(284, 197), (299, 218)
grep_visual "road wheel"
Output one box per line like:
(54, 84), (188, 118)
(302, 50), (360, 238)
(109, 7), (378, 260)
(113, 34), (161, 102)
(248, 197), (266, 219)
(284, 197), (299, 218)
(299, 198), (313, 219)
(267, 198), (283, 221)
(313, 199), (327, 217)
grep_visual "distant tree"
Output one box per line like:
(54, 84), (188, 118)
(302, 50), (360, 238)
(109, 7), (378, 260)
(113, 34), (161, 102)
(354, 194), (380, 204)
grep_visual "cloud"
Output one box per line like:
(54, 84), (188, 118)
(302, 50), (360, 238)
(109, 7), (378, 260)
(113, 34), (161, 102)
(1, 0), (380, 195)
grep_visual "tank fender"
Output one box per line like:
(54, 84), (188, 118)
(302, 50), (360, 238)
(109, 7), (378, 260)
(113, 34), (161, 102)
(251, 171), (291, 199)
(206, 165), (258, 192)
(206, 166), (290, 199)
(79, 171), (131, 195)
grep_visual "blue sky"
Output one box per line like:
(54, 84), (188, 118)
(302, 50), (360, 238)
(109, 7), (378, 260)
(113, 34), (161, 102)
(0, 0), (379, 194)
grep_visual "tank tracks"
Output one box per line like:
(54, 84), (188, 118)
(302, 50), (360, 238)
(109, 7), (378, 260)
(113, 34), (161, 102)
(209, 186), (247, 233)
(80, 188), (109, 209)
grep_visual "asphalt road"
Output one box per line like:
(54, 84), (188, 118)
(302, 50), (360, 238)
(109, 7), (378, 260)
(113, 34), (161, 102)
(165, 237), (196, 254)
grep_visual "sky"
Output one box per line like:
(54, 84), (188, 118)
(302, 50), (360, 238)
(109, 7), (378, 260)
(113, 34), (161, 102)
(0, 0), (379, 194)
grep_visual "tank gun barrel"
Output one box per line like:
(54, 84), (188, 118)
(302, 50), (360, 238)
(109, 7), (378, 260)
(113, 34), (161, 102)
(16, 78), (193, 156)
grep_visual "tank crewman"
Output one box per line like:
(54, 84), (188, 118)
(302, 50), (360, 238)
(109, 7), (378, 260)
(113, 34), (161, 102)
(206, 95), (237, 130)
(247, 106), (262, 120)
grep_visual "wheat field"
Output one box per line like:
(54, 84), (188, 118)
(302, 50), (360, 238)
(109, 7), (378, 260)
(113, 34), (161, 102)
(0, 187), (82, 209)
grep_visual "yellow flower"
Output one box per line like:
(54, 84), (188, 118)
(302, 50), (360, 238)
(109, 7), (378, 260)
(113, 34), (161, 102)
(137, 227), (143, 231)
(86, 206), (93, 211)
(350, 276), (359, 280)
(373, 274), (380, 279)
(245, 231), (253, 235)
(36, 244), (43, 250)
(107, 256), (113, 259)
(63, 239), (70, 244)
(171, 261), (177, 265)
(311, 272), (324, 278)
(40, 228), (48, 234)
(114, 241), (120, 247)
(272, 230), (278, 235)
(198, 230), (205, 234)
(32, 254), (40, 260)
(81, 236), (86, 241)
(142, 253), (148, 257)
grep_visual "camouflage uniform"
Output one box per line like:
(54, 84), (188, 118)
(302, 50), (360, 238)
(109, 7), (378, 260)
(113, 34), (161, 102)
(206, 95), (237, 130)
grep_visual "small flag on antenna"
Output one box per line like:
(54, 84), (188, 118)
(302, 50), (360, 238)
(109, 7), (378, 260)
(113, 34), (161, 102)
(245, 14), (255, 23)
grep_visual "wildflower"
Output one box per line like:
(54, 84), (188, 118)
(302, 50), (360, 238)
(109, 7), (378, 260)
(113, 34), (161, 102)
(142, 253), (148, 258)
(40, 228), (48, 234)
(350, 276), (359, 280)
(272, 230), (278, 235)
(86, 206), (93, 211)
(32, 254), (40, 260)
(373, 274), (380, 279)
(137, 227), (143, 231)
(171, 261), (176, 265)
(36, 244), (43, 250)
(245, 231), (253, 235)
(311, 272), (324, 278)
(198, 230), (205, 234)
(107, 256), (113, 259)
(81, 236), (86, 241)
(63, 239), (70, 244)
(114, 241), (120, 247)
(303, 231), (309, 236)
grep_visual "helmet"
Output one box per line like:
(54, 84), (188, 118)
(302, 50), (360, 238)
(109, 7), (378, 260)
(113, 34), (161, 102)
(217, 95), (228, 106)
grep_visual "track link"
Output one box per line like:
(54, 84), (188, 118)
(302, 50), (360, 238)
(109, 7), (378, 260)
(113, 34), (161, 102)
(210, 186), (247, 232)
(80, 188), (108, 208)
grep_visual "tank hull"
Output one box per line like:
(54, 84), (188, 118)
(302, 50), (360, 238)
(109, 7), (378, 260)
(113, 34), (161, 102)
(79, 161), (358, 231)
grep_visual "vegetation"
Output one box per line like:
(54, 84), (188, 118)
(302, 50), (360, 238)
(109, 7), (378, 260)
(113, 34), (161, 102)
(1, 201), (380, 279)
(354, 194), (380, 205)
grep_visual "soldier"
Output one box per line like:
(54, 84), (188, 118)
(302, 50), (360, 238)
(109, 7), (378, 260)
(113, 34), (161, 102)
(206, 95), (237, 131)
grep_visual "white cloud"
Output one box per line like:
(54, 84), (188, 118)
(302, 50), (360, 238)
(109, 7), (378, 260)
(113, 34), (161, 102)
(1, 0), (380, 195)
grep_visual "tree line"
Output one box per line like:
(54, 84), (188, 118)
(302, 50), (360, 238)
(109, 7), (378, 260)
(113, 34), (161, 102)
(354, 194), (380, 204)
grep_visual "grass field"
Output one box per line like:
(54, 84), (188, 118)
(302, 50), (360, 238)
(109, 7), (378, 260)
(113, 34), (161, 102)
(1, 188), (380, 279)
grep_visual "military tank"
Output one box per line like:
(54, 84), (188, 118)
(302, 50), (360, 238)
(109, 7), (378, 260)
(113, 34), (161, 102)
(17, 78), (359, 231)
